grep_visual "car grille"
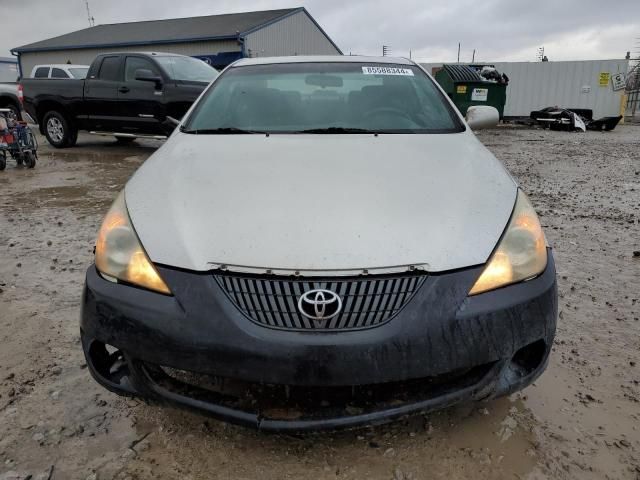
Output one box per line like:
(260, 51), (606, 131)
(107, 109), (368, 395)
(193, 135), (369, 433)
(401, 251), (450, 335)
(214, 272), (427, 331)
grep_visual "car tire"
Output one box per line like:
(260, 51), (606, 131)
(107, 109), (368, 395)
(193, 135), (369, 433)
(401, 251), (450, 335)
(43, 111), (77, 148)
(115, 136), (136, 145)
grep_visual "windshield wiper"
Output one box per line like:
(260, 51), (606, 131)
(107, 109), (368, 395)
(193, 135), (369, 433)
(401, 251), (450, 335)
(180, 127), (264, 134)
(295, 127), (377, 134)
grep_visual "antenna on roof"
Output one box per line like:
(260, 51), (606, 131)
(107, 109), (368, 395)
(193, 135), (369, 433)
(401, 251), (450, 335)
(85, 0), (95, 27)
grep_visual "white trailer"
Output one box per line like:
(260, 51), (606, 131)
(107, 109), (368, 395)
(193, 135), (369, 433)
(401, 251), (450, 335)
(422, 59), (629, 119)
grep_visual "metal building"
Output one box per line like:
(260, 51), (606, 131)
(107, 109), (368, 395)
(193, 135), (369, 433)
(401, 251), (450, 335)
(422, 59), (629, 119)
(11, 7), (342, 76)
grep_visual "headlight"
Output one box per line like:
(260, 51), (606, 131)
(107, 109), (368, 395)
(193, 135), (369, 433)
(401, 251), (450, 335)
(469, 190), (547, 295)
(95, 191), (171, 295)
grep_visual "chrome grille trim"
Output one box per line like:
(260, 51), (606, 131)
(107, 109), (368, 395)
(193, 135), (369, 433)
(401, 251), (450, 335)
(215, 273), (427, 331)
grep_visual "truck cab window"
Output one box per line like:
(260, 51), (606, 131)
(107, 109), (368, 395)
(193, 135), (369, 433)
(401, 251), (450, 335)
(51, 68), (69, 79)
(125, 57), (160, 82)
(98, 57), (121, 81)
(34, 67), (49, 78)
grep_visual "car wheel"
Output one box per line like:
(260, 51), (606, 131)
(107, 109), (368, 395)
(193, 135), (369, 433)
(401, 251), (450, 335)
(115, 136), (136, 145)
(43, 111), (77, 148)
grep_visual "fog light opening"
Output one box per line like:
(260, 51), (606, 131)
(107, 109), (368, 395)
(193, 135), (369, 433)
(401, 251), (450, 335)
(88, 340), (131, 387)
(511, 339), (547, 376)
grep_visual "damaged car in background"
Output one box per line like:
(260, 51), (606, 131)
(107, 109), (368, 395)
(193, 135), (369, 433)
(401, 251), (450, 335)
(530, 106), (623, 132)
(80, 56), (558, 431)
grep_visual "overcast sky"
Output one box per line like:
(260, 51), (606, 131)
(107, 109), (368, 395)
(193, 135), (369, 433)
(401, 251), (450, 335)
(1, 0), (638, 61)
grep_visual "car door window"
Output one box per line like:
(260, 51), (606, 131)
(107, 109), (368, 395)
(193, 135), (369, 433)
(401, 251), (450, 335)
(34, 67), (49, 78)
(125, 57), (160, 82)
(98, 56), (122, 81)
(51, 68), (69, 79)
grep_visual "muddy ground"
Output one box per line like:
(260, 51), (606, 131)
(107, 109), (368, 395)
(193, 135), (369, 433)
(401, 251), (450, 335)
(0, 126), (638, 480)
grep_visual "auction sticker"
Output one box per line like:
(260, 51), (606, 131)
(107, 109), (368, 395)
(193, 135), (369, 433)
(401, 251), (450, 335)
(362, 66), (414, 76)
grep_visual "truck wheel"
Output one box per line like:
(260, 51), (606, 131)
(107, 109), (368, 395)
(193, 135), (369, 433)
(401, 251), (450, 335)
(43, 111), (77, 148)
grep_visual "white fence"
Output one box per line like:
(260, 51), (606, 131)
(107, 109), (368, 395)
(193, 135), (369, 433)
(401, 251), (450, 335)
(421, 59), (629, 119)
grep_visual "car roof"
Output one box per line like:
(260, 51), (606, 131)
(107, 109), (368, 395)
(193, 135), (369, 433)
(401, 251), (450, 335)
(233, 55), (415, 67)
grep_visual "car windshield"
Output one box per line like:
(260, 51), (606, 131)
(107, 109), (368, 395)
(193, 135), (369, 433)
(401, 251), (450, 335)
(156, 56), (218, 83)
(69, 67), (89, 79)
(184, 62), (463, 134)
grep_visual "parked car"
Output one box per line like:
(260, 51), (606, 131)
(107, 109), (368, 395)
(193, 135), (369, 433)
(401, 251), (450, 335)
(81, 56), (558, 431)
(30, 64), (90, 79)
(0, 58), (21, 119)
(21, 52), (218, 147)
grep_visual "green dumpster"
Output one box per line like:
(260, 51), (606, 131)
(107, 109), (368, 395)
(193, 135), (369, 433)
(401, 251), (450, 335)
(434, 64), (507, 119)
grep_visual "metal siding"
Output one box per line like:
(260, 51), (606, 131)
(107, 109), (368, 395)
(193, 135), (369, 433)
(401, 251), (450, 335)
(421, 60), (629, 118)
(19, 40), (240, 76)
(245, 11), (340, 58)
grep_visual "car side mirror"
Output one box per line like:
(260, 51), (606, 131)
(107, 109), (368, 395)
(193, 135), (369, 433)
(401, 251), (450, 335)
(466, 106), (499, 130)
(134, 69), (163, 89)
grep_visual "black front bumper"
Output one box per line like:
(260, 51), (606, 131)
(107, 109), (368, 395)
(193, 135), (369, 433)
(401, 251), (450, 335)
(80, 251), (557, 431)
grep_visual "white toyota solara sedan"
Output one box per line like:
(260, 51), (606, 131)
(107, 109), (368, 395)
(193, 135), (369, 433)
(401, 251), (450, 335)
(81, 56), (557, 431)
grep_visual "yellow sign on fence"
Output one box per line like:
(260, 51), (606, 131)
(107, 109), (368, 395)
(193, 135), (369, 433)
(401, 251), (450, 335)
(599, 72), (610, 87)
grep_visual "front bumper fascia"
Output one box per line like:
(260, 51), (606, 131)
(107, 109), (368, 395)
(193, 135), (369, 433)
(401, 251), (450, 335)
(80, 251), (558, 431)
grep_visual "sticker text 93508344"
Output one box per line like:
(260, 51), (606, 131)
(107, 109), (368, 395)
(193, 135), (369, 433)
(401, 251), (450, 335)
(362, 66), (414, 76)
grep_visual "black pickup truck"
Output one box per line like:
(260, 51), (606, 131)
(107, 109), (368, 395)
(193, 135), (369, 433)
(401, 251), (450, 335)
(21, 52), (217, 147)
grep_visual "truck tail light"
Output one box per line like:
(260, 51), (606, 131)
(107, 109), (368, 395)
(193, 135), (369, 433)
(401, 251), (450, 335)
(17, 84), (23, 104)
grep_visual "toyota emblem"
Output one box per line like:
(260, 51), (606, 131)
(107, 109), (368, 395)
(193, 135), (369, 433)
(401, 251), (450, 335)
(297, 289), (342, 321)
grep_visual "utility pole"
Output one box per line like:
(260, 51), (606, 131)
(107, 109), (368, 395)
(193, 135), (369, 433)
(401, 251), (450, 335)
(382, 45), (390, 56)
(472, 49), (476, 63)
(85, 0), (95, 27)
(457, 43), (461, 63)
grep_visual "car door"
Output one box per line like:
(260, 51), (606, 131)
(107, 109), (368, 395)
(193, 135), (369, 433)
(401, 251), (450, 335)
(84, 55), (123, 131)
(118, 56), (167, 134)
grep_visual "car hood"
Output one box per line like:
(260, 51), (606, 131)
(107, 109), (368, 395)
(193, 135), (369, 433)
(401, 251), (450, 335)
(126, 132), (517, 275)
